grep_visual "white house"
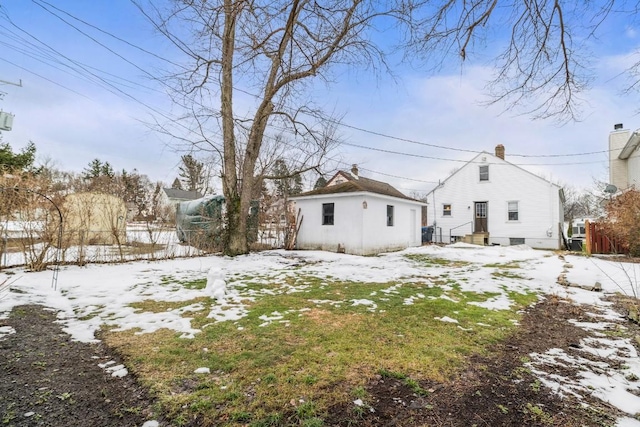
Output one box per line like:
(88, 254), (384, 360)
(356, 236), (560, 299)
(427, 145), (565, 249)
(289, 166), (425, 255)
(609, 123), (640, 191)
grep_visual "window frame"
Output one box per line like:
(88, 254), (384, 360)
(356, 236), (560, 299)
(387, 205), (394, 226)
(442, 203), (452, 217)
(479, 165), (489, 182)
(322, 202), (334, 225)
(507, 201), (519, 221)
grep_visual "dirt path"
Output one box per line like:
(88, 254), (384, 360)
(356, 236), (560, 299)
(0, 296), (635, 426)
(326, 296), (627, 426)
(0, 305), (159, 427)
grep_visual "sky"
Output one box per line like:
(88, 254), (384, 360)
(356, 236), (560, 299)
(1, 1), (640, 194)
(3, 243), (640, 426)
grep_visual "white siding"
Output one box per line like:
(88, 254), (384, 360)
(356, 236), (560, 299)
(629, 147), (640, 189)
(292, 192), (423, 255)
(427, 153), (563, 249)
(610, 130), (630, 190)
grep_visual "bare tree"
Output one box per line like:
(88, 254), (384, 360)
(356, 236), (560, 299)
(136, 0), (384, 255)
(135, 0), (634, 255)
(410, 1), (621, 121)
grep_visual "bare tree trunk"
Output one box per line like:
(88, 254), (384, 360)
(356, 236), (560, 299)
(220, 0), (244, 255)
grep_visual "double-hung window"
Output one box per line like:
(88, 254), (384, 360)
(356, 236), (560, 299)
(443, 204), (452, 216)
(479, 165), (489, 181)
(508, 201), (519, 221)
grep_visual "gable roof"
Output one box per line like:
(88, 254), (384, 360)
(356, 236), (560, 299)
(428, 150), (563, 196)
(292, 170), (419, 202)
(163, 188), (203, 200)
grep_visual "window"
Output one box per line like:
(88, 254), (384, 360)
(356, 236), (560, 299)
(322, 203), (334, 225)
(479, 165), (489, 181)
(387, 205), (394, 226)
(509, 238), (525, 245)
(508, 201), (519, 221)
(443, 204), (452, 216)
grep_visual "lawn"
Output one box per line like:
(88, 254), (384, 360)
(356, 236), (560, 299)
(103, 259), (537, 426)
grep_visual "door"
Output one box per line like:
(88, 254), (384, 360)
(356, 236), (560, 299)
(474, 202), (488, 233)
(410, 209), (416, 244)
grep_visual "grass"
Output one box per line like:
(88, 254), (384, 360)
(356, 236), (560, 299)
(102, 269), (539, 426)
(129, 297), (209, 314)
(404, 254), (471, 268)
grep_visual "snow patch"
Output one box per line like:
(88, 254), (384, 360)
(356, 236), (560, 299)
(434, 316), (458, 323)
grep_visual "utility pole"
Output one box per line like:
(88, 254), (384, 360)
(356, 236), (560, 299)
(0, 79), (22, 87)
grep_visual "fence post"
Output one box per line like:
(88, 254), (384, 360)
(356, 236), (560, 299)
(585, 219), (592, 255)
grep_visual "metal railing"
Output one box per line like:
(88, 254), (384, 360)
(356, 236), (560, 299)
(449, 221), (473, 243)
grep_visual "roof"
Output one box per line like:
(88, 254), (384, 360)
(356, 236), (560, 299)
(619, 130), (640, 160)
(427, 150), (562, 195)
(291, 170), (420, 202)
(163, 188), (203, 200)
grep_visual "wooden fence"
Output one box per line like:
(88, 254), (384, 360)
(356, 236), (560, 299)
(584, 220), (627, 255)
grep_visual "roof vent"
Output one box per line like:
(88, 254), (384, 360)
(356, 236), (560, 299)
(614, 123), (624, 130)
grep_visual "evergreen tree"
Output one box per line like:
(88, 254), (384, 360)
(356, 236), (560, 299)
(313, 176), (327, 189)
(0, 141), (37, 172)
(81, 159), (117, 194)
(82, 159), (104, 180)
(273, 159), (302, 197)
(178, 154), (206, 193)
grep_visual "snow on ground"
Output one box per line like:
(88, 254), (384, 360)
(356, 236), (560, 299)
(1, 225), (202, 268)
(1, 244), (640, 422)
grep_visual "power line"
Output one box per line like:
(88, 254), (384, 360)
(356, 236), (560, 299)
(339, 141), (607, 166)
(32, 0), (187, 71)
(20, 1), (614, 161)
(0, 1), (615, 184)
(0, 57), (87, 98)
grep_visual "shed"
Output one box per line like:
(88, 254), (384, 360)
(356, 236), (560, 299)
(61, 193), (127, 246)
(289, 166), (426, 255)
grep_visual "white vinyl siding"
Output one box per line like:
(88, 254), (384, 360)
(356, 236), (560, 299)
(427, 152), (562, 250)
(291, 193), (424, 255)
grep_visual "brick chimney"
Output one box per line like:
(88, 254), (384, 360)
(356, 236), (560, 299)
(351, 164), (359, 178)
(495, 144), (505, 160)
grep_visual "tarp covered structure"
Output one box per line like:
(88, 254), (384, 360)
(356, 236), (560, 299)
(176, 195), (258, 249)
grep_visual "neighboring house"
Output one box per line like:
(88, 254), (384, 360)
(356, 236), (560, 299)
(427, 145), (565, 249)
(289, 165), (425, 255)
(609, 123), (640, 191)
(160, 188), (204, 211)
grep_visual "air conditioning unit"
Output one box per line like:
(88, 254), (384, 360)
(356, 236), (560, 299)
(0, 111), (14, 131)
